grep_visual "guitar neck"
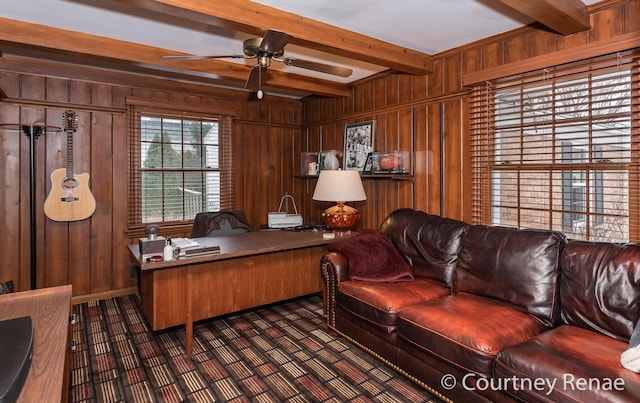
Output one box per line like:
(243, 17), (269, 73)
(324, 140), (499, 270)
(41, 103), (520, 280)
(62, 110), (77, 178)
(66, 129), (74, 178)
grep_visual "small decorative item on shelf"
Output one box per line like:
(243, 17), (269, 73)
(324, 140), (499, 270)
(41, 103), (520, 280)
(372, 151), (410, 174)
(301, 152), (319, 176)
(320, 150), (342, 170)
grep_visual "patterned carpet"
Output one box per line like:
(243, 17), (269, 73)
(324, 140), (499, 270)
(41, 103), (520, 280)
(69, 293), (441, 402)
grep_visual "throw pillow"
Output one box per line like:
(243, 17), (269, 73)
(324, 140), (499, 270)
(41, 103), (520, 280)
(327, 229), (413, 282)
(621, 320), (640, 373)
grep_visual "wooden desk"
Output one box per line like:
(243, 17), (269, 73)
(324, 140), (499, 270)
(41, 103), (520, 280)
(129, 230), (336, 354)
(0, 285), (72, 403)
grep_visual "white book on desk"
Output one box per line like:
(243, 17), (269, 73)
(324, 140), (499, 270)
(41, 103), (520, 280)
(171, 238), (201, 249)
(183, 245), (221, 256)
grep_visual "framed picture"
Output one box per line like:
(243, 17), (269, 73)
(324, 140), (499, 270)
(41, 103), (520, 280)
(361, 152), (373, 174)
(344, 121), (375, 170)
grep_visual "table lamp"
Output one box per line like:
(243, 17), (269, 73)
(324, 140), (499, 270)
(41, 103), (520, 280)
(312, 170), (367, 235)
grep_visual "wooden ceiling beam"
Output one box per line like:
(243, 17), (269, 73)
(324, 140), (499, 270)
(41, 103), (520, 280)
(115, 0), (433, 75)
(0, 18), (351, 97)
(496, 0), (590, 35)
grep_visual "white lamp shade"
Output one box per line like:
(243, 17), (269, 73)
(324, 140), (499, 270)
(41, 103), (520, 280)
(312, 170), (367, 202)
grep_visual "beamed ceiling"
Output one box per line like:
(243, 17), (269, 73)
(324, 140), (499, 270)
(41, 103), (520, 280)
(1, 0), (597, 99)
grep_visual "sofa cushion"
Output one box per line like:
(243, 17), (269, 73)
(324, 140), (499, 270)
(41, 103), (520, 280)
(327, 229), (413, 282)
(336, 278), (450, 333)
(379, 208), (469, 286)
(560, 240), (640, 342)
(453, 225), (566, 326)
(397, 293), (547, 376)
(495, 325), (640, 403)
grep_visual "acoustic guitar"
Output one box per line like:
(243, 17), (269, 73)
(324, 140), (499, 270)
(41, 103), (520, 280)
(44, 110), (96, 222)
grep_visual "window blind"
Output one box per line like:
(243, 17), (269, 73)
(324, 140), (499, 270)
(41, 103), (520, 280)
(469, 51), (640, 242)
(127, 104), (234, 228)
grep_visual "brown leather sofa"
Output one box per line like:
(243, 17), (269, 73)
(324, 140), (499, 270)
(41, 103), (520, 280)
(321, 208), (640, 402)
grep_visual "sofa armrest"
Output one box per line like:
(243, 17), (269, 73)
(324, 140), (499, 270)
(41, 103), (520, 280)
(321, 251), (349, 327)
(322, 251), (349, 282)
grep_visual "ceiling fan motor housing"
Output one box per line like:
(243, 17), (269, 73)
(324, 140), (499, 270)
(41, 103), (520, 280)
(243, 37), (284, 58)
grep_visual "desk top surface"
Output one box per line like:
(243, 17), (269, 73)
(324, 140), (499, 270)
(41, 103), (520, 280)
(129, 230), (347, 271)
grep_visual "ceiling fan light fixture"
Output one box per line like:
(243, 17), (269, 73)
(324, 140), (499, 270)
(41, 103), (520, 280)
(258, 56), (271, 68)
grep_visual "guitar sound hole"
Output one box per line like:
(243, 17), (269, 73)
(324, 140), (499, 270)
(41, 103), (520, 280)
(63, 177), (79, 190)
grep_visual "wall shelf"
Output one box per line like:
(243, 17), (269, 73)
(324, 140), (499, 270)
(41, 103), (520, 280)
(362, 174), (414, 181)
(297, 173), (414, 181)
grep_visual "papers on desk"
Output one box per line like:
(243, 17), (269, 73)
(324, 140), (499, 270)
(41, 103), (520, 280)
(171, 238), (201, 249)
(171, 238), (220, 257)
(183, 246), (221, 256)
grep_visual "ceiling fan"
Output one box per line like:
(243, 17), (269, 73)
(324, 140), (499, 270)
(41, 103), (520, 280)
(161, 30), (353, 99)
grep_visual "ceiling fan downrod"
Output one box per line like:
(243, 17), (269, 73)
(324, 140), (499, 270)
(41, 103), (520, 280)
(257, 65), (264, 100)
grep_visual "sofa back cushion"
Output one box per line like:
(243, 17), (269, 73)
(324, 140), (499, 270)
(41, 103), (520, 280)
(379, 209), (469, 286)
(453, 225), (566, 326)
(560, 240), (640, 342)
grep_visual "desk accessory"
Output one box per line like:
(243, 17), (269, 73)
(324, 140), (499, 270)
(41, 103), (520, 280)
(139, 225), (166, 257)
(139, 238), (166, 256)
(171, 238), (200, 249)
(163, 239), (174, 261)
(268, 194), (303, 228)
(183, 246), (221, 256)
(312, 170), (367, 235)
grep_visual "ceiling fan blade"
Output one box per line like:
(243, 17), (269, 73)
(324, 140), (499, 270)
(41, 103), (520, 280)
(245, 65), (263, 91)
(160, 54), (245, 61)
(282, 58), (353, 77)
(259, 30), (293, 54)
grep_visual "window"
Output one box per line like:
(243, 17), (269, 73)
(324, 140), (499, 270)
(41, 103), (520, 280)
(469, 52), (639, 243)
(560, 143), (605, 232)
(128, 103), (234, 226)
(561, 142), (587, 232)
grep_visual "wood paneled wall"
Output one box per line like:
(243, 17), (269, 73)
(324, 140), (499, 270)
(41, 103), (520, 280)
(301, 0), (640, 229)
(0, 58), (301, 299)
(0, 0), (637, 300)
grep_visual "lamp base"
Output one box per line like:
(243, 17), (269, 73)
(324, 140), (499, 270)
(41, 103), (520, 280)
(322, 202), (360, 235)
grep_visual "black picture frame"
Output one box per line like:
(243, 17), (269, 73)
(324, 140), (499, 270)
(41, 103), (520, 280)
(361, 152), (373, 174)
(344, 120), (375, 171)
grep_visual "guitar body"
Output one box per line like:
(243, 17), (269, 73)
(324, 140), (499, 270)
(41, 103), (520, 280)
(44, 168), (96, 222)
(44, 110), (96, 222)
